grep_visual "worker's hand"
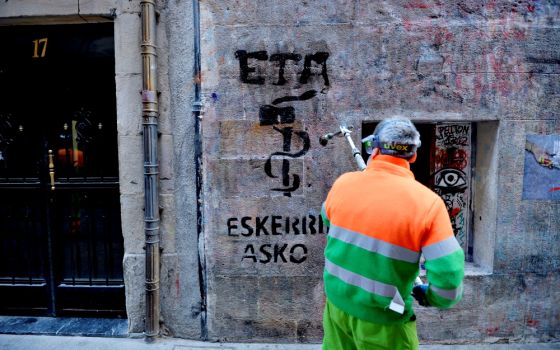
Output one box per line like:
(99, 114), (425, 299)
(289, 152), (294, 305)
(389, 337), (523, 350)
(412, 284), (430, 307)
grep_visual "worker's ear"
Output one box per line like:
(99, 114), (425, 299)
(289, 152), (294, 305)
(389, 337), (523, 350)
(369, 148), (380, 161)
(408, 153), (417, 164)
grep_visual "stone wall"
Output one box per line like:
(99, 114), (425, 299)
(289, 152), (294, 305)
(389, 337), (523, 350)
(198, 0), (560, 343)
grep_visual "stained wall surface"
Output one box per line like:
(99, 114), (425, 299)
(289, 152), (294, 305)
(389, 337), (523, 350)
(199, 0), (560, 343)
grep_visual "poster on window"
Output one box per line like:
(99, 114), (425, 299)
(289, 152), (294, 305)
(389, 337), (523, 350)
(431, 123), (472, 252)
(522, 134), (560, 200)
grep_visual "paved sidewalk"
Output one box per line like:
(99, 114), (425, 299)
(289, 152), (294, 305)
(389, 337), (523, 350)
(1, 334), (559, 350)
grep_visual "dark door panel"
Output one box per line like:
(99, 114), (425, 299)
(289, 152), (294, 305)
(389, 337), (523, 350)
(0, 23), (124, 317)
(0, 188), (50, 315)
(54, 188), (124, 285)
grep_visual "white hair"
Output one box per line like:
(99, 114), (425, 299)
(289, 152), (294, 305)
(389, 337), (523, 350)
(373, 116), (421, 148)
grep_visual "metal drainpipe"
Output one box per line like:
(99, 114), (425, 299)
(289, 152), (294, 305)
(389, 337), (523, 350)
(140, 0), (160, 341)
(192, 0), (207, 339)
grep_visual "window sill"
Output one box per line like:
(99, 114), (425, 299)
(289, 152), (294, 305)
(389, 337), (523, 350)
(419, 262), (492, 277)
(464, 262), (492, 276)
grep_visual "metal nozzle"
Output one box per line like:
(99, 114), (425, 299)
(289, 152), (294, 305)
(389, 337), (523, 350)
(319, 133), (334, 146)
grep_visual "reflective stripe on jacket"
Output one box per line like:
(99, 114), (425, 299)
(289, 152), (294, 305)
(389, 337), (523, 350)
(322, 155), (464, 324)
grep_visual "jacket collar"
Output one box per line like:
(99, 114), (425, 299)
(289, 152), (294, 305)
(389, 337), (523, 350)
(366, 154), (415, 179)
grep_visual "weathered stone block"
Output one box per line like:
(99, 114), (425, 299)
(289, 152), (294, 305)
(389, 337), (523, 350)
(118, 135), (144, 195)
(205, 120), (305, 158)
(205, 158), (305, 198)
(256, 277), (325, 323)
(75, 0), (118, 16)
(157, 73), (173, 135)
(201, 0), (354, 27)
(115, 73), (143, 136)
(207, 275), (324, 342)
(90, 0), (143, 16)
(164, 252), (204, 339)
(123, 253), (145, 334)
(159, 193), (176, 254)
(355, 1), (551, 24)
(159, 134), (175, 194)
(120, 193), (145, 254)
(114, 12), (142, 75)
(0, 0), (78, 17)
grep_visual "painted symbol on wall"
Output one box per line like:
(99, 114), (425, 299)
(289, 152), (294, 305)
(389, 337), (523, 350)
(432, 168), (468, 237)
(259, 90), (318, 126)
(264, 126), (310, 196)
(235, 49), (329, 196)
(433, 168), (467, 193)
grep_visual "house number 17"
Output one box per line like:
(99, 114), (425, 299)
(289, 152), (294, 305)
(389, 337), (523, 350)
(32, 38), (48, 58)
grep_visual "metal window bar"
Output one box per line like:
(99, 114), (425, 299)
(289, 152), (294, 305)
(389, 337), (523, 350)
(103, 204), (110, 285)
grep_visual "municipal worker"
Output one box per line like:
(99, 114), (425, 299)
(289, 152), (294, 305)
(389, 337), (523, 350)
(321, 117), (465, 350)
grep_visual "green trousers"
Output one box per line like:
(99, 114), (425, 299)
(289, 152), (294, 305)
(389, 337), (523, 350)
(322, 300), (419, 350)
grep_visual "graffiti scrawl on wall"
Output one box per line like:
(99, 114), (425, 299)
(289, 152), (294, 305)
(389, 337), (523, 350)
(523, 134), (560, 200)
(225, 49), (330, 264)
(431, 123), (471, 251)
(235, 49), (329, 197)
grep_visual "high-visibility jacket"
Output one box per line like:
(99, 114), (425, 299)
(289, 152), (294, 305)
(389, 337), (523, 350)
(321, 155), (464, 324)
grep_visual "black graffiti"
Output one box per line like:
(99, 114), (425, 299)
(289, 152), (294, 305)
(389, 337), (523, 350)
(235, 50), (330, 86)
(234, 50), (268, 84)
(264, 126), (310, 196)
(259, 91), (318, 126)
(271, 90), (318, 105)
(299, 52), (330, 86)
(433, 168), (467, 193)
(437, 125), (470, 136)
(259, 105), (296, 126)
(235, 49), (329, 196)
(269, 53), (302, 85)
(436, 125), (470, 146)
(241, 243), (308, 264)
(227, 214), (327, 237)
(439, 136), (469, 147)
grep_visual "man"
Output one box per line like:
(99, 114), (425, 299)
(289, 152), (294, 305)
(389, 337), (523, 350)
(321, 117), (464, 349)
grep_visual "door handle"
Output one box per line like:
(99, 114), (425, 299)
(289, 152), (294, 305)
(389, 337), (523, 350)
(48, 149), (55, 190)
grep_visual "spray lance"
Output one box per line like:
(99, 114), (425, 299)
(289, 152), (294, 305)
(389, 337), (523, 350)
(319, 125), (424, 290)
(319, 125), (367, 170)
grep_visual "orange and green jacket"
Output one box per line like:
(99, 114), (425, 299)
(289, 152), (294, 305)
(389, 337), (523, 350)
(321, 155), (464, 324)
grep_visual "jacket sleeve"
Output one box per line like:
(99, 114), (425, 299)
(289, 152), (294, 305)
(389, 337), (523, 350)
(421, 198), (465, 309)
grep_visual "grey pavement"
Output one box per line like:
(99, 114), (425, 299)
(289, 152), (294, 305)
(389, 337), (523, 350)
(1, 335), (559, 350)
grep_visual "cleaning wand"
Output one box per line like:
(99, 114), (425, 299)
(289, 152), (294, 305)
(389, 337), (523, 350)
(319, 125), (366, 170)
